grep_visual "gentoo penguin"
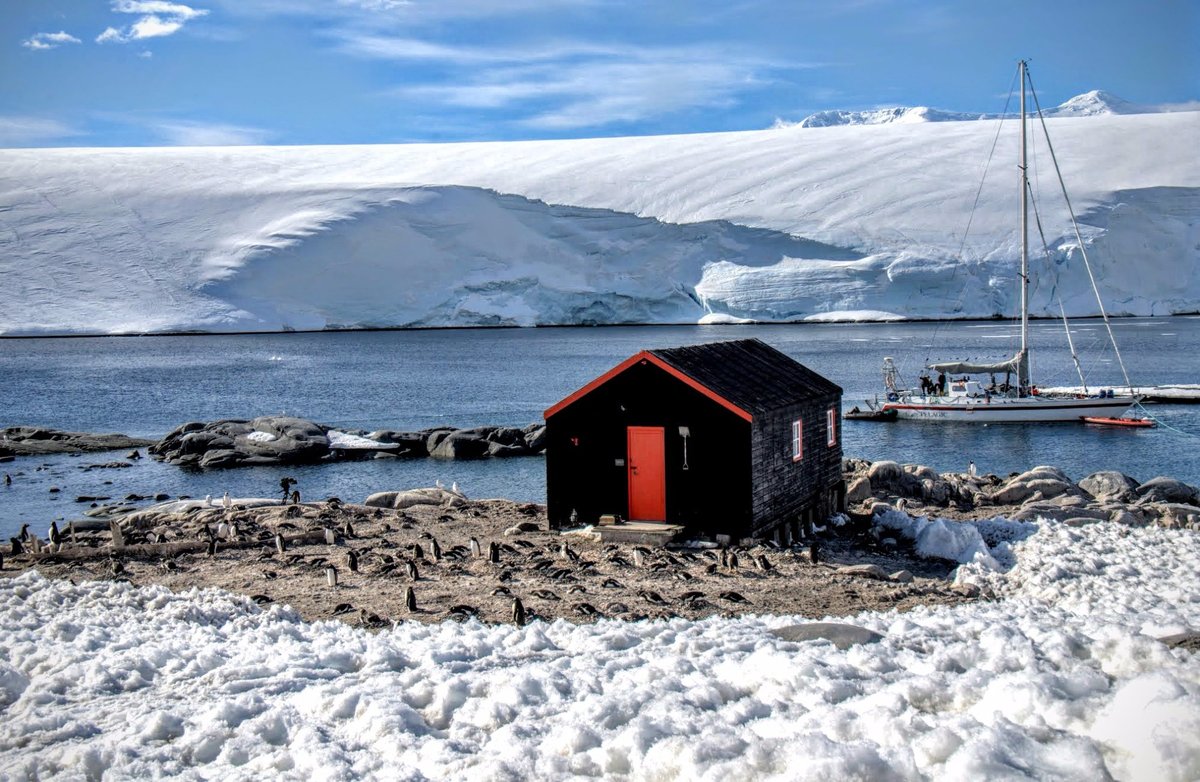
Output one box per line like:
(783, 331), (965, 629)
(430, 538), (441, 561)
(469, 537), (481, 558)
(275, 533), (286, 554)
(206, 539), (218, 557)
(720, 548), (728, 568)
(48, 521), (62, 548)
(10, 538), (22, 556)
(18, 524), (29, 542)
(404, 586), (417, 612)
(809, 540), (820, 565)
(324, 528), (337, 546)
(488, 541), (500, 564)
(405, 560), (419, 581)
(451, 481), (459, 495)
(727, 551), (739, 570)
(511, 597), (526, 626)
(347, 550), (358, 572)
(222, 492), (232, 510)
(325, 565), (338, 587)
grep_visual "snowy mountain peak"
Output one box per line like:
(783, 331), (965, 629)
(1048, 90), (1144, 117)
(783, 91), (1155, 128)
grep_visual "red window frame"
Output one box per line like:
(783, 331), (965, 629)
(791, 419), (803, 462)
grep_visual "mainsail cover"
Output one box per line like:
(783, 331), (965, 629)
(927, 349), (1029, 380)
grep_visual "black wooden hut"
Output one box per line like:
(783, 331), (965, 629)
(544, 338), (844, 542)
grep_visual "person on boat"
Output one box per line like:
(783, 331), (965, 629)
(936, 372), (947, 396)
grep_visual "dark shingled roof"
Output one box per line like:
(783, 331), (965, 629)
(648, 338), (841, 416)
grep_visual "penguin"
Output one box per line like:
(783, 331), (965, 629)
(969, 460), (978, 478)
(48, 521), (62, 548)
(808, 540), (820, 565)
(430, 538), (441, 562)
(290, 490), (301, 505)
(405, 560), (419, 581)
(325, 565), (338, 587)
(720, 548), (728, 568)
(469, 537), (481, 558)
(404, 585), (417, 612)
(324, 528), (337, 546)
(347, 550), (358, 572)
(633, 549), (645, 568)
(206, 539), (218, 557)
(205, 494), (212, 506)
(18, 524), (29, 542)
(451, 481), (459, 495)
(222, 492), (232, 510)
(412, 542), (424, 560)
(10, 538), (23, 556)
(342, 520), (355, 539)
(110, 560), (126, 577)
(488, 541), (500, 564)
(435, 479), (444, 490)
(275, 533), (286, 554)
(511, 597), (526, 626)
(4, 474), (11, 486)
(728, 551), (739, 570)
(756, 554), (773, 572)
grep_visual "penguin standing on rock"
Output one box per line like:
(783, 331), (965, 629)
(48, 522), (62, 550)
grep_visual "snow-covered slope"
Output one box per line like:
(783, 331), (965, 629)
(1, 518), (1198, 779)
(1, 110), (1198, 335)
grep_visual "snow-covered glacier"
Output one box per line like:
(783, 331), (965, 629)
(1, 109), (1197, 335)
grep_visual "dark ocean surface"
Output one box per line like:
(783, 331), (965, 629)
(2, 317), (1197, 538)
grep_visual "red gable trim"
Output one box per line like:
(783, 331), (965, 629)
(544, 350), (753, 422)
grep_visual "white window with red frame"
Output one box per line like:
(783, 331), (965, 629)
(791, 419), (803, 461)
(827, 408), (837, 447)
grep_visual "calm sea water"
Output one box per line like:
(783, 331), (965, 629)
(2, 318), (1197, 538)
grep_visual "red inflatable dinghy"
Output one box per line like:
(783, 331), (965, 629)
(1081, 416), (1156, 428)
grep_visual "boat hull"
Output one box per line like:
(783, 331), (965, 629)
(882, 396), (1137, 423)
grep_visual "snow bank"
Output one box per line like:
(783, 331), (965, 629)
(1, 110), (1197, 335)
(2, 519), (1198, 780)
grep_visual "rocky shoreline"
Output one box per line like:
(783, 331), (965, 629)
(150, 416), (548, 468)
(3, 424), (1198, 629)
(0, 427), (153, 459)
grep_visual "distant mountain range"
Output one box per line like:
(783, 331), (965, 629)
(782, 91), (1190, 128)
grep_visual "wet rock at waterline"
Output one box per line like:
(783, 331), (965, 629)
(150, 416), (547, 468)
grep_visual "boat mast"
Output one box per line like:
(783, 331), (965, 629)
(1019, 59), (1030, 392)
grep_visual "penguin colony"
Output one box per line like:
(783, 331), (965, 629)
(2, 496), (967, 627)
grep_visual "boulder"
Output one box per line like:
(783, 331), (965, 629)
(150, 416), (330, 468)
(486, 441), (529, 458)
(770, 623), (884, 650)
(1079, 471), (1140, 502)
(837, 563), (890, 580)
(845, 476), (873, 505)
(364, 488), (467, 510)
(425, 429), (456, 454)
(1135, 477), (1199, 506)
(524, 426), (548, 453)
(990, 467), (1077, 505)
(1144, 503), (1200, 530)
(430, 431), (490, 460)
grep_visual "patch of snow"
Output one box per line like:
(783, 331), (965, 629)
(2, 518), (1199, 779)
(244, 430), (277, 443)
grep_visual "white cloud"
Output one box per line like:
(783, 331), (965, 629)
(21, 31), (82, 50)
(0, 116), (81, 147)
(154, 120), (272, 146)
(374, 39), (811, 130)
(97, 0), (208, 44)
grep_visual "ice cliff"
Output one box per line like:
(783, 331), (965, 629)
(1, 104), (1197, 335)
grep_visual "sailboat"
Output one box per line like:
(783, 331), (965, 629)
(880, 60), (1139, 423)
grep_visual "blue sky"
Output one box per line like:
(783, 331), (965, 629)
(2, 0), (1196, 147)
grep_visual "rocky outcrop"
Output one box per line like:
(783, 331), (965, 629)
(151, 417), (549, 468)
(843, 458), (1200, 531)
(151, 417), (332, 468)
(0, 427), (153, 457)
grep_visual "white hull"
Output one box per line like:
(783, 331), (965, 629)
(882, 395), (1137, 423)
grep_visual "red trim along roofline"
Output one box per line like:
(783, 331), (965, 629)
(544, 350), (753, 422)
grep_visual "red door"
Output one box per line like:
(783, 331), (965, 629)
(627, 426), (666, 521)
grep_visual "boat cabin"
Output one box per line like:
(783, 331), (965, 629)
(543, 339), (844, 543)
(948, 378), (987, 398)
